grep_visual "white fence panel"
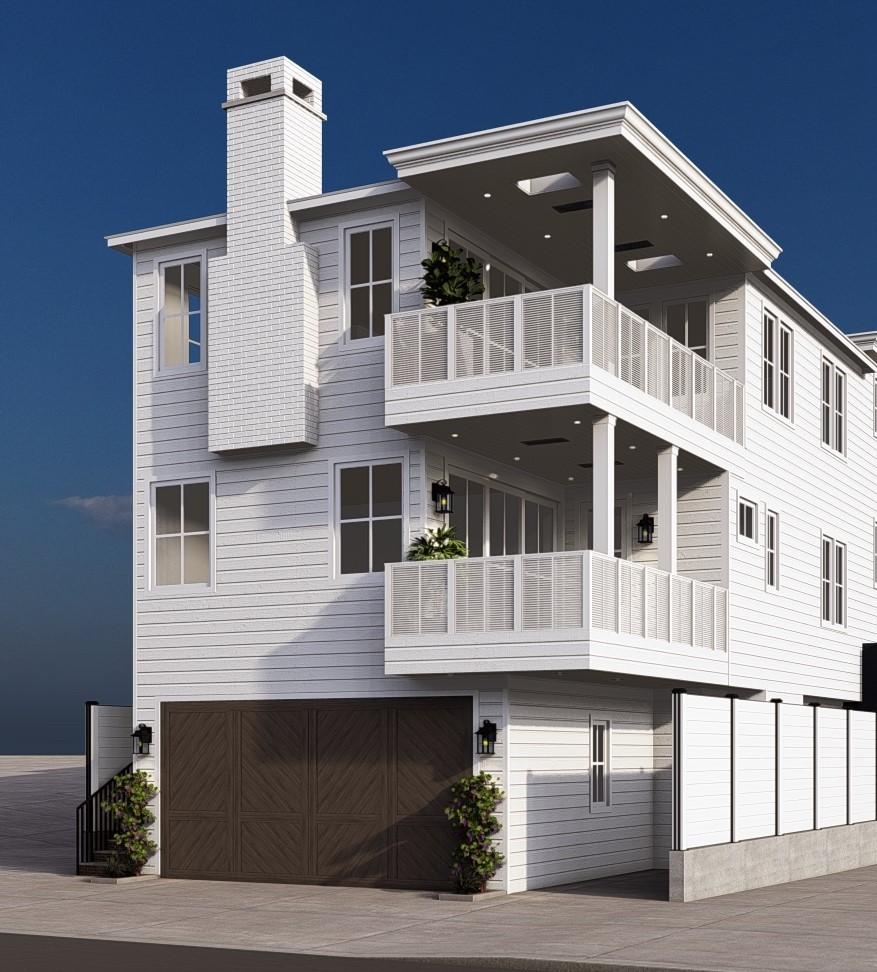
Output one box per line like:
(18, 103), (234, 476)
(90, 704), (133, 792)
(733, 700), (776, 841)
(680, 695), (731, 849)
(850, 710), (876, 824)
(778, 704), (815, 834)
(816, 707), (848, 829)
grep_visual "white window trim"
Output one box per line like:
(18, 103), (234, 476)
(147, 474), (215, 595)
(872, 376), (877, 438)
(821, 533), (847, 629)
(821, 357), (847, 458)
(589, 718), (611, 812)
(873, 519), (877, 589)
(445, 229), (537, 298)
(761, 306), (794, 423)
(331, 456), (407, 580)
(154, 254), (207, 378)
(737, 497), (758, 546)
(765, 509), (779, 591)
(339, 213), (399, 350)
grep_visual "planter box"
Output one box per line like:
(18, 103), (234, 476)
(84, 875), (158, 886)
(435, 890), (505, 903)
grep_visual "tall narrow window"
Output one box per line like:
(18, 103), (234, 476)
(779, 325), (792, 419)
(763, 312), (792, 419)
(822, 534), (846, 626)
(347, 225), (393, 340)
(590, 720), (610, 809)
(834, 369), (846, 455)
(766, 510), (779, 589)
(160, 259), (203, 370)
(873, 377), (877, 437)
(873, 519), (877, 588)
(338, 462), (402, 574)
(738, 498), (756, 542)
(822, 360), (832, 446)
(835, 541), (846, 627)
(153, 481), (210, 587)
(664, 299), (708, 359)
(762, 311), (776, 410)
(822, 536), (832, 622)
(822, 359), (846, 454)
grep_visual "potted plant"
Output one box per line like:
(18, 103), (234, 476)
(101, 770), (158, 877)
(406, 525), (467, 561)
(421, 239), (485, 306)
(445, 772), (505, 894)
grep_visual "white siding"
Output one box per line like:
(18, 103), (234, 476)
(778, 703), (815, 834)
(849, 709), (877, 823)
(679, 694), (731, 849)
(816, 706), (848, 828)
(90, 705), (133, 792)
(733, 699), (776, 841)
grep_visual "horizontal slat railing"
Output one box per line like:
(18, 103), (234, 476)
(387, 286), (744, 444)
(387, 552), (728, 651)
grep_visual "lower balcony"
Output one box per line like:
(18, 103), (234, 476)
(385, 551), (729, 682)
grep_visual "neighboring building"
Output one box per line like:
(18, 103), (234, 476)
(104, 56), (877, 894)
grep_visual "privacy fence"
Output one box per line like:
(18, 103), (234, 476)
(672, 692), (877, 851)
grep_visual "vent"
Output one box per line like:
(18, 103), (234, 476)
(241, 75), (272, 98)
(615, 240), (653, 253)
(292, 78), (314, 103)
(554, 199), (593, 214)
(579, 461), (624, 469)
(521, 437), (570, 447)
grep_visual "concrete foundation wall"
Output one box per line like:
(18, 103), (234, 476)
(670, 821), (877, 901)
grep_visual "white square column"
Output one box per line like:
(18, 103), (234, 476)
(592, 160), (616, 299)
(658, 445), (679, 573)
(592, 415), (616, 556)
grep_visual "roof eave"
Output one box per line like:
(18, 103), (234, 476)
(105, 213), (227, 253)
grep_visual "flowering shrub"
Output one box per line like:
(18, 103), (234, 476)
(445, 772), (504, 893)
(101, 770), (158, 877)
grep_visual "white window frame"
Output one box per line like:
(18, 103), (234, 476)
(149, 476), (214, 594)
(156, 255), (207, 376)
(873, 519), (877, 588)
(661, 296), (711, 361)
(762, 308), (793, 421)
(765, 509), (779, 590)
(821, 533), (847, 628)
(821, 358), (847, 456)
(872, 376), (877, 438)
(738, 498), (757, 545)
(341, 216), (398, 348)
(333, 457), (406, 579)
(590, 718), (611, 811)
(446, 231), (536, 298)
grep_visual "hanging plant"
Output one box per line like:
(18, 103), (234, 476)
(445, 772), (505, 894)
(101, 770), (158, 877)
(420, 239), (485, 306)
(406, 525), (468, 561)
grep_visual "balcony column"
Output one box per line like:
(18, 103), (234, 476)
(592, 414), (616, 556)
(591, 160), (616, 299)
(657, 445), (679, 573)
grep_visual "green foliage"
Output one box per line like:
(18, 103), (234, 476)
(445, 772), (505, 894)
(101, 770), (158, 877)
(420, 239), (485, 306)
(406, 525), (468, 561)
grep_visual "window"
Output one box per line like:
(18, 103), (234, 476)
(821, 535), (846, 626)
(590, 720), (610, 809)
(762, 311), (793, 419)
(347, 225), (393, 340)
(153, 481), (210, 587)
(873, 519), (877, 587)
(738, 498), (756, 542)
(448, 473), (555, 557)
(821, 359), (846, 454)
(766, 510), (779, 589)
(447, 236), (534, 298)
(160, 259), (203, 371)
(585, 503), (629, 560)
(873, 377), (877, 437)
(664, 299), (708, 359)
(337, 462), (402, 574)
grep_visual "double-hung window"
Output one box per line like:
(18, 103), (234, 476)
(766, 510), (779, 589)
(821, 534), (846, 626)
(822, 359), (846, 454)
(160, 259), (204, 371)
(347, 225), (393, 341)
(873, 519), (877, 588)
(664, 299), (708, 359)
(153, 481), (211, 587)
(762, 311), (793, 419)
(337, 461), (403, 574)
(590, 720), (610, 809)
(738, 498), (756, 542)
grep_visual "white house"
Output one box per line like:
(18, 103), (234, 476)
(101, 56), (877, 898)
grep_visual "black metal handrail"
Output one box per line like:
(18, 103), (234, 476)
(75, 763), (132, 873)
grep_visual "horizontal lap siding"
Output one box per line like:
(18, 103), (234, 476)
(506, 677), (655, 892)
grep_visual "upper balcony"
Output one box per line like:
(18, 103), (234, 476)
(385, 285), (744, 464)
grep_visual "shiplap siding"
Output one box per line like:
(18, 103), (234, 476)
(678, 694), (732, 849)
(849, 710), (877, 823)
(652, 690), (673, 867)
(732, 699), (776, 841)
(778, 703), (815, 834)
(90, 705), (133, 792)
(816, 706), (848, 828)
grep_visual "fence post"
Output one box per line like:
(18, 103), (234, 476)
(727, 695), (738, 843)
(845, 705), (851, 827)
(809, 702), (820, 830)
(84, 700), (98, 864)
(671, 688), (687, 852)
(771, 699), (783, 836)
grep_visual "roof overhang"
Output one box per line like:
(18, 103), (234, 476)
(106, 213), (227, 254)
(847, 330), (877, 364)
(288, 179), (417, 218)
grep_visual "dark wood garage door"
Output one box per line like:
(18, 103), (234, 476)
(161, 697), (472, 889)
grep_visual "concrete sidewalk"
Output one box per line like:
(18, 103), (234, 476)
(4, 756), (877, 971)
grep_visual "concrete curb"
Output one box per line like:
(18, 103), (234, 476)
(83, 875), (159, 885)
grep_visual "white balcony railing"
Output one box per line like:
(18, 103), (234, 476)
(386, 551), (728, 653)
(387, 285), (744, 445)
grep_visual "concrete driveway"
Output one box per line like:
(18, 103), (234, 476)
(4, 755), (877, 971)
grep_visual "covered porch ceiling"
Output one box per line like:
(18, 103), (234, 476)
(385, 103), (781, 290)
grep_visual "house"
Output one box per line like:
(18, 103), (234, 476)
(101, 56), (877, 897)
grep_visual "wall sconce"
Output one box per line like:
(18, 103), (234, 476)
(431, 479), (454, 515)
(475, 720), (497, 756)
(132, 724), (153, 756)
(636, 514), (655, 544)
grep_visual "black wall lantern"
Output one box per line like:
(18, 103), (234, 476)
(132, 723), (153, 756)
(431, 479), (454, 516)
(636, 513), (655, 545)
(475, 719), (497, 756)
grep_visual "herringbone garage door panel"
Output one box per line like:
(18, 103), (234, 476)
(240, 708), (306, 813)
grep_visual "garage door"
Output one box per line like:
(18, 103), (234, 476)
(161, 697), (472, 889)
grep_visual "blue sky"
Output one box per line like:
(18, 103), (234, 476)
(1, 0), (875, 753)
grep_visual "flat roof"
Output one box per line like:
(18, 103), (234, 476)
(106, 213), (227, 252)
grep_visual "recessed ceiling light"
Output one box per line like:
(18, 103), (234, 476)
(483, 192), (492, 199)
(513, 456), (521, 461)
(628, 444), (637, 450)
(660, 213), (669, 220)
(705, 251), (714, 258)
(567, 476), (575, 482)
(451, 432), (459, 438)
(573, 419), (582, 425)
(543, 233), (552, 239)
(488, 473), (499, 480)
(678, 466), (684, 471)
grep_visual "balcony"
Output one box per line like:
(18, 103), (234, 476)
(385, 551), (729, 682)
(385, 286), (744, 460)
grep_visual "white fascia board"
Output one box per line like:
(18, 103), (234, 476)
(848, 330), (877, 361)
(384, 102), (782, 269)
(106, 213), (227, 253)
(759, 268), (875, 373)
(288, 179), (416, 215)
